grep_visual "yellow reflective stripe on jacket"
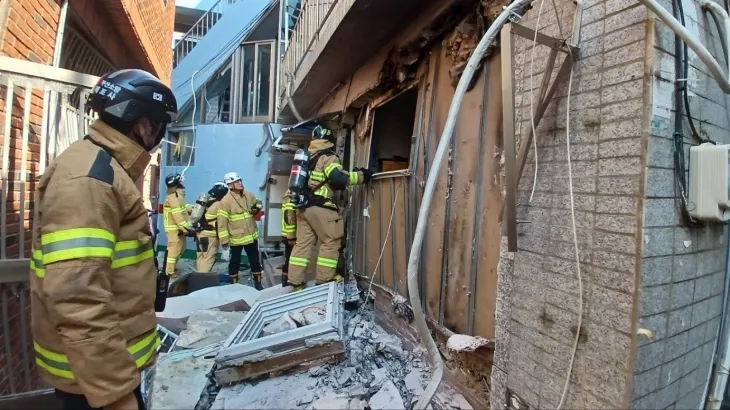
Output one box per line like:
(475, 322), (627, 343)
(204, 212), (217, 220)
(41, 228), (116, 265)
(219, 211), (252, 221)
(282, 203), (296, 234)
(317, 256), (338, 268)
(34, 333), (161, 380)
(31, 248), (45, 278)
(229, 232), (259, 246)
(324, 162), (341, 178)
(163, 206), (188, 231)
(289, 256), (309, 267)
(219, 230), (229, 238)
(310, 171), (325, 182)
(349, 172), (359, 185)
(111, 240), (153, 269)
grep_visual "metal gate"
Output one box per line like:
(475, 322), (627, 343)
(0, 56), (97, 397)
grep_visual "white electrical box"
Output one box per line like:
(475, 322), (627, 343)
(688, 143), (730, 222)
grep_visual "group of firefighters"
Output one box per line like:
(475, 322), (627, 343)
(27, 67), (373, 409)
(162, 170), (265, 289)
(161, 125), (373, 291)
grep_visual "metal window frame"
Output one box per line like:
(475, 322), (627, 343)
(214, 281), (344, 385)
(235, 40), (277, 124)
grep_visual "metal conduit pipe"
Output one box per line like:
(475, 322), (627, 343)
(640, 0), (730, 92)
(407, 0), (533, 408)
(696, 0), (730, 75)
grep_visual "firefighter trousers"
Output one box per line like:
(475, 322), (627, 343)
(166, 234), (186, 275)
(288, 206), (343, 285)
(196, 235), (219, 273)
(229, 242), (262, 279)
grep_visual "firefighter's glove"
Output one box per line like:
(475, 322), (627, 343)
(360, 168), (374, 184)
(105, 391), (140, 410)
(250, 206), (261, 216)
(287, 240), (296, 247)
(221, 247), (231, 262)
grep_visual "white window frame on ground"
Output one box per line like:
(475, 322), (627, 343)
(236, 40), (276, 123)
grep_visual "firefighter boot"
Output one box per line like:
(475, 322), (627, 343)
(252, 272), (264, 290)
(230, 274), (239, 284)
(281, 274), (288, 287)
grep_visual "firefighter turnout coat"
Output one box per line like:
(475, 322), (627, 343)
(217, 190), (262, 247)
(196, 200), (222, 272)
(29, 120), (160, 408)
(281, 190), (296, 241)
(163, 188), (190, 274)
(288, 139), (365, 285)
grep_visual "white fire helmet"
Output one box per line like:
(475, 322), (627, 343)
(223, 172), (242, 185)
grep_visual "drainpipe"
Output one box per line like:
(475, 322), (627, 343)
(52, 0), (69, 67)
(704, 230), (730, 410)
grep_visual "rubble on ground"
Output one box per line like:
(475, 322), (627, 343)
(149, 286), (475, 410)
(446, 334), (494, 352)
(178, 310), (248, 349)
(261, 305), (327, 336)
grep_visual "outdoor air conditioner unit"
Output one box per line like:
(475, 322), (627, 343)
(688, 143), (730, 222)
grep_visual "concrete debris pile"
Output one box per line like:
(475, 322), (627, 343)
(208, 306), (474, 410)
(261, 305), (327, 336)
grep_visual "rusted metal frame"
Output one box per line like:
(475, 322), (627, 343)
(2, 287), (16, 393)
(377, 181), (383, 284)
(389, 178), (397, 292)
(510, 23), (578, 55)
(1, 80), (14, 259)
(19, 286), (31, 390)
(516, 56), (573, 194)
(19, 85), (32, 258)
(420, 48), (440, 312)
(501, 24), (518, 252)
(438, 135), (457, 325)
(467, 65), (491, 336)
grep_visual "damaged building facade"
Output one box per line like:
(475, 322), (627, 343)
(280, 0), (730, 408)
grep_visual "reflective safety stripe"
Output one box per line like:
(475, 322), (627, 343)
(218, 210), (252, 221)
(310, 171), (325, 182)
(204, 213), (217, 220)
(282, 226), (296, 234)
(128, 331), (161, 367)
(229, 232), (259, 246)
(219, 230), (230, 238)
(348, 171), (359, 185)
(324, 163), (341, 177)
(31, 248), (45, 278)
(282, 203), (296, 211)
(41, 228), (116, 265)
(34, 333), (161, 380)
(289, 256), (309, 267)
(111, 240), (153, 269)
(317, 257), (338, 268)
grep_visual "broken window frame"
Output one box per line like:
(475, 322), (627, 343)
(235, 40), (276, 124)
(214, 282), (345, 384)
(165, 129), (195, 167)
(364, 83), (422, 177)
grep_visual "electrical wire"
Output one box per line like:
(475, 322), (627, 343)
(527, 0), (547, 203)
(677, 0), (711, 144)
(182, 70), (200, 179)
(359, 180), (401, 314)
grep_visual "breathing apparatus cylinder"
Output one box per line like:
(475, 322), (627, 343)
(189, 192), (211, 230)
(288, 149), (310, 206)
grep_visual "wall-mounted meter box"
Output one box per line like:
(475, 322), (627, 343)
(688, 143), (730, 222)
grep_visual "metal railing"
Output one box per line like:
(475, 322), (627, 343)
(280, 0), (352, 93)
(0, 56), (97, 396)
(173, 0), (238, 68)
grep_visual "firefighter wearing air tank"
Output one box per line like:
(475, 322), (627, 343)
(195, 182), (228, 273)
(218, 172), (264, 289)
(280, 189), (297, 286)
(162, 173), (191, 277)
(287, 125), (373, 289)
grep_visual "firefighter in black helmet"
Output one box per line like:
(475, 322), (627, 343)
(162, 173), (190, 277)
(29, 69), (177, 410)
(287, 125), (373, 290)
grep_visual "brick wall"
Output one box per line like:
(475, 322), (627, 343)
(632, 0), (728, 407)
(490, 0), (651, 407)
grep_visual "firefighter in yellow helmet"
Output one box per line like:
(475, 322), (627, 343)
(195, 182), (228, 273)
(280, 189), (297, 286)
(218, 172), (264, 288)
(287, 125), (372, 290)
(29, 69), (177, 410)
(162, 173), (191, 278)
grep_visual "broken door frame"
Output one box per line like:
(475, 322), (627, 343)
(501, 21), (580, 252)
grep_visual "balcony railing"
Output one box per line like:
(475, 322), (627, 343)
(281, 0), (352, 87)
(173, 0), (237, 68)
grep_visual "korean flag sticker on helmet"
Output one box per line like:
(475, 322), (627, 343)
(153, 92), (163, 102)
